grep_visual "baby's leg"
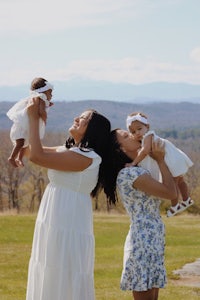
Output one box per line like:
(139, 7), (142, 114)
(8, 139), (25, 167)
(170, 177), (180, 206)
(177, 175), (194, 209)
(16, 146), (28, 167)
(166, 178), (182, 217)
(176, 175), (189, 201)
(167, 176), (194, 217)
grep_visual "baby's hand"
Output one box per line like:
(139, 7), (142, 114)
(150, 138), (165, 162)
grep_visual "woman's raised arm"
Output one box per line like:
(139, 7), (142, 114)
(133, 139), (177, 201)
(27, 98), (92, 171)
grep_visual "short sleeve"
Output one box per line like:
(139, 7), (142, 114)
(117, 166), (148, 189)
(56, 145), (67, 152)
(69, 147), (102, 169)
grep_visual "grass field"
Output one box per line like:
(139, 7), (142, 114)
(0, 213), (200, 300)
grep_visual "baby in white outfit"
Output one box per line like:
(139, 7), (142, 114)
(126, 111), (194, 217)
(7, 77), (54, 167)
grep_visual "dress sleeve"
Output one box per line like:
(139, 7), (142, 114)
(117, 166), (149, 189)
(69, 147), (102, 169)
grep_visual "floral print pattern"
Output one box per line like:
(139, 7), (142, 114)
(117, 166), (166, 291)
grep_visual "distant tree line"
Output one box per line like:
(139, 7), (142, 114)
(0, 129), (200, 214)
(157, 128), (200, 140)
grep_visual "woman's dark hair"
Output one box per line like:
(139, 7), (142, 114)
(30, 77), (47, 90)
(103, 129), (132, 204)
(65, 110), (113, 201)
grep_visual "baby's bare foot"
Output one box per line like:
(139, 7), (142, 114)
(15, 159), (24, 167)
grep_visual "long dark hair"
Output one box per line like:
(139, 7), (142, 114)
(65, 110), (112, 200)
(103, 129), (132, 204)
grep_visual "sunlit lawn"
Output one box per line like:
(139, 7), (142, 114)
(0, 213), (200, 299)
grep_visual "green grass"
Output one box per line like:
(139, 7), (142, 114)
(0, 213), (200, 300)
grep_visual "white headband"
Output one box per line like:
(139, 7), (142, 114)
(126, 114), (149, 129)
(31, 81), (54, 93)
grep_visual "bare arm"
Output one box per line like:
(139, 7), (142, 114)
(42, 146), (62, 153)
(23, 145), (62, 157)
(38, 98), (47, 123)
(132, 134), (153, 165)
(133, 140), (177, 200)
(27, 98), (92, 171)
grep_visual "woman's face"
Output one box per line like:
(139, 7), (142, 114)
(116, 129), (141, 154)
(69, 110), (93, 143)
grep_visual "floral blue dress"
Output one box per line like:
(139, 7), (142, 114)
(117, 166), (166, 292)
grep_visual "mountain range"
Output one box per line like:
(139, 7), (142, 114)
(1, 80), (200, 103)
(1, 100), (200, 133)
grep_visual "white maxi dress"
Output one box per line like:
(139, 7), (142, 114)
(26, 146), (101, 300)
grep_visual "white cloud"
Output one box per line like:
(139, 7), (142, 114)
(1, 1), (199, 86)
(0, 0), (179, 35)
(23, 57), (200, 85)
(1, 56), (200, 86)
(0, 0), (142, 34)
(190, 47), (200, 64)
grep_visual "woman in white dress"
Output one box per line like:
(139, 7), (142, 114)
(25, 98), (112, 300)
(105, 129), (177, 300)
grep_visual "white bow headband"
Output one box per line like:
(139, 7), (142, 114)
(126, 114), (149, 129)
(31, 81), (54, 93)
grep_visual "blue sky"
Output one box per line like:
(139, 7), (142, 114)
(1, 0), (200, 87)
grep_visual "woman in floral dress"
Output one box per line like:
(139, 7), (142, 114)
(106, 129), (177, 300)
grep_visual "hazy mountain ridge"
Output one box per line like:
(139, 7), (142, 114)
(1, 80), (200, 103)
(1, 100), (200, 133)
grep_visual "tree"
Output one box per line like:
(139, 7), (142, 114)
(28, 165), (47, 212)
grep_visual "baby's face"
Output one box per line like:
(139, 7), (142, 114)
(129, 121), (149, 141)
